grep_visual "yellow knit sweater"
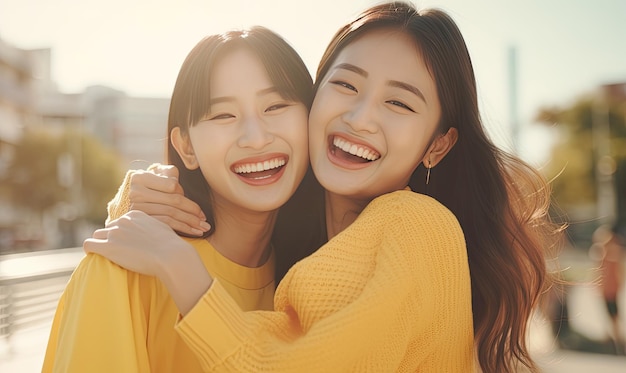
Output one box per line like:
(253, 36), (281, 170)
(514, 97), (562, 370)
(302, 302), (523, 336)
(43, 169), (276, 372)
(175, 190), (475, 372)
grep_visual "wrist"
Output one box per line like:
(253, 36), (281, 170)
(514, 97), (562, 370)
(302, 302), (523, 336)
(156, 240), (198, 285)
(158, 241), (213, 315)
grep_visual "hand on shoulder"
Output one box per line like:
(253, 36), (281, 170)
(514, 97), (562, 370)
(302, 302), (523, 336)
(84, 210), (193, 277)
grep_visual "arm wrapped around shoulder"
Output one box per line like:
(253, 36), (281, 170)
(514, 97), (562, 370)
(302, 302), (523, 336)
(175, 189), (475, 372)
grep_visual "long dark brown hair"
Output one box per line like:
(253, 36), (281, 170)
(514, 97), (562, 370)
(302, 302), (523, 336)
(311, 2), (562, 372)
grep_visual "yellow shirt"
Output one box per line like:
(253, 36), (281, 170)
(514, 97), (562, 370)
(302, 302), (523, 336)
(176, 190), (475, 372)
(42, 237), (275, 372)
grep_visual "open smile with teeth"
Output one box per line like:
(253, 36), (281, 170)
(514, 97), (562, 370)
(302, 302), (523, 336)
(332, 136), (380, 162)
(233, 158), (286, 178)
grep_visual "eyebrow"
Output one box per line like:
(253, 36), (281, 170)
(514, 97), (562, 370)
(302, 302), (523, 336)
(388, 80), (426, 104)
(335, 63), (368, 77)
(334, 62), (427, 104)
(209, 87), (279, 105)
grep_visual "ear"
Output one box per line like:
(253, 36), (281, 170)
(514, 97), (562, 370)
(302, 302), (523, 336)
(422, 127), (458, 168)
(171, 127), (199, 170)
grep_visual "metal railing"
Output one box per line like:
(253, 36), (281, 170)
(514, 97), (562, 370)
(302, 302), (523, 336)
(0, 248), (82, 340)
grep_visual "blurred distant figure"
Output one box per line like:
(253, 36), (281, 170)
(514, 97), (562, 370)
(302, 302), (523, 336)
(590, 224), (625, 354)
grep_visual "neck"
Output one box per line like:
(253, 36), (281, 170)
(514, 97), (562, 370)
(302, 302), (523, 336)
(208, 201), (277, 268)
(324, 191), (370, 240)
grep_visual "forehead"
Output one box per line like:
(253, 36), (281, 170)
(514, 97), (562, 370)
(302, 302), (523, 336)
(209, 47), (272, 90)
(333, 28), (432, 84)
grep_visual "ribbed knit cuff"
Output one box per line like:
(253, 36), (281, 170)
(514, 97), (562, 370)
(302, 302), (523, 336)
(175, 279), (248, 365)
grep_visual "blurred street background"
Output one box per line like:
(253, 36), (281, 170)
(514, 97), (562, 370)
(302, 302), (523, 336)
(0, 0), (625, 371)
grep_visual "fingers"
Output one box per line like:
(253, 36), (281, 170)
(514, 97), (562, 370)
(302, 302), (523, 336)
(128, 199), (208, 235)
(84, 233), (110, 254)
(153, 215), (208, 237)
(152, 164), (180, 180)
(131, 171), (180, 195)
(83, 237), (102, 254)
(151, 166), (186, 195)
(91, 228), (109, 240)
(129, 202), (208, 236)
(130, 171), (205, 220)
(125, 167), (208, 236)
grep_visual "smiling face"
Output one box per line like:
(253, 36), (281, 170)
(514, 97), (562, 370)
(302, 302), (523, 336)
(309, 28), (446, 201)
(173, 47), (309, 213)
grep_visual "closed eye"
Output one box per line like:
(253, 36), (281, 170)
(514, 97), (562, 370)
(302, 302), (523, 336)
(387, 100), (415, 113)
(266, 103), (290, 112)
(209, 113), (236, 120)
(330, 80), (357, 93)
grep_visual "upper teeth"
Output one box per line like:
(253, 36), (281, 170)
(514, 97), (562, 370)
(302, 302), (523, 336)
(234, 158), (286, 174)
(333, 137), (380, 161)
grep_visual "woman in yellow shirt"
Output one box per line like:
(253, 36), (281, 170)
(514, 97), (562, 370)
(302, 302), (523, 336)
(87, 2), (561, 372)
(42, 26), (316, 372)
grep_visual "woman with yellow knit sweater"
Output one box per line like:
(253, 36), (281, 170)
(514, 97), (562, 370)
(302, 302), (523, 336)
(86, 2), (561, 372)
(43, 27), (316, 372)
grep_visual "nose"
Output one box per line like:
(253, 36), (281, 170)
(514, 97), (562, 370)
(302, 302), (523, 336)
(342, 95), (379, 133)
(237, 114), (274, 149)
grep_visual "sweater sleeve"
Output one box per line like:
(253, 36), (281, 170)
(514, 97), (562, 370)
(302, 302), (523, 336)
(105, 163), (163, 224)
(175, 191), (474, 372)
(42, 254), (151, 372)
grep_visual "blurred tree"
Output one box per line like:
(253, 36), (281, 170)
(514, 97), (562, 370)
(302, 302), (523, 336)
(536, 99), (595, 207)
(615, 158), (626, 234)
(5, 127), (124, 225)
(537, 97), (626, 205)
(536, 93), (626, 245)
(6, 129), (66, 213)
(79, 132), (126, 223)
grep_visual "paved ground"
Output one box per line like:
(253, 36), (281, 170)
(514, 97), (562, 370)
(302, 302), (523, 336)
(536, 349), (626, 372)
(529, 311), (626, 372)
(0, 322), (51, 372)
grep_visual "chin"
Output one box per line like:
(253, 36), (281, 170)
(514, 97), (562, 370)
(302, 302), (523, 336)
(253, 194), (292, 212)
(319, 179), (364, 197)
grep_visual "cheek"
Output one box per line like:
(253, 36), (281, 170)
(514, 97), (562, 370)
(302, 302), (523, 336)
(308, 89), (335, 130)
(290, 125), (310, 162)
(307, 105), (328, 149)
(307, 111), (321, 139)
(306, 122), (325, 160)
(389, 127), (430, 164)
(189, 129), (228, 164)
(280, 113), (309, 153)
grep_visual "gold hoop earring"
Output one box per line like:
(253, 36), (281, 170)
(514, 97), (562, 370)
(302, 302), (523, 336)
(426, 160), (432, 185)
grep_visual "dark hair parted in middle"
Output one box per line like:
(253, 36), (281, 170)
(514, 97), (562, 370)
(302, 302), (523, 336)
(166, 26), (315, 242)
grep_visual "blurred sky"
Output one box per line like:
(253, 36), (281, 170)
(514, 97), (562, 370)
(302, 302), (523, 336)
(0, 0), (625, 164)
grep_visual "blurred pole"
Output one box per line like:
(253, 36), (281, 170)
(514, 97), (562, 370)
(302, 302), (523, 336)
(508, 45), (519, 154)
(74, 118), (83, 218)
(56, 121), (83, 247)
(592, 88), (616, 225)
(57, 152), (74, 189)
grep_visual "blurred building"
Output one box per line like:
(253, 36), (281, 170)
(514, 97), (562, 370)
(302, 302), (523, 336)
(37, 84), (170, 168)
(602, 82), (626, 102)
(0, 38), (40, 248)
(87, 91), (169, 169)
(0, 35), (169, 250)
